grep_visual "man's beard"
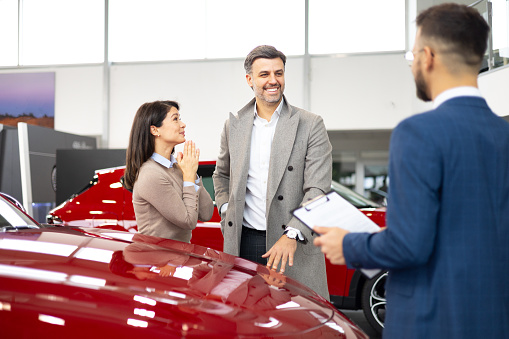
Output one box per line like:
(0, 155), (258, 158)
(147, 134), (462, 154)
(254, 84), (283, 104)
(414, 68), (431, 102)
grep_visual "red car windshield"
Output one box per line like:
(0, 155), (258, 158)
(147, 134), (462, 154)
(331, 181), (381, 209)
(0, 195), (40, 230)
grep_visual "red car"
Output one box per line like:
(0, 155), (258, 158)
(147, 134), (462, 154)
(0, 193), (368, 338)
(47, 162), (387, 334)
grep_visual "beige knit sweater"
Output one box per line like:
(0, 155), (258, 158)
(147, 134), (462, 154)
(133, 158), (214, 242)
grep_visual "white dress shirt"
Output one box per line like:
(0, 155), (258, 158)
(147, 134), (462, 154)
(220, 98), (304, 240)
(433, 86), (483, 109)
(242, 100), (283, 230)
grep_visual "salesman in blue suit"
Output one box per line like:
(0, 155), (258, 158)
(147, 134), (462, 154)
(314, 3), (509, 338)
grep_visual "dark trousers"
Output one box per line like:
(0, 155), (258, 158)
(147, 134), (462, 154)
(239, 226), (267, 266)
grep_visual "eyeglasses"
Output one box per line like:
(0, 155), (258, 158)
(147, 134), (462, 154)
(404, 48), (424, 66)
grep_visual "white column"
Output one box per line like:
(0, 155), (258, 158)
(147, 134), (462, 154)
(18, 122), (33, 216)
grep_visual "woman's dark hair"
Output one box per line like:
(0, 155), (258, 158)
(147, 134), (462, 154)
(124, 100), (179, 190)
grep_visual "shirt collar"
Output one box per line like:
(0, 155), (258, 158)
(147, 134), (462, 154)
(253, 97), (284, 121)
(433, 86), (483, 109)
(151, 152), (176, 168)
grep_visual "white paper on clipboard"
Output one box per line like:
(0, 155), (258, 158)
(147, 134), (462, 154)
(292, 191), (382, 278)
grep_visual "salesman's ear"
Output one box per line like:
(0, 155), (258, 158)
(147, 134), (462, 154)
(422, 46), (435, 71)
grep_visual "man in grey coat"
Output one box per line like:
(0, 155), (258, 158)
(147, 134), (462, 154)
(213, 45), (332, 299)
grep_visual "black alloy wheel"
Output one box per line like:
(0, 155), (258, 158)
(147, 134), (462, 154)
(361, 271), (387, 335)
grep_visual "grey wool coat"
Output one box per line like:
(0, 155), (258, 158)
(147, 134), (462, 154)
(212, 96), (332, 299)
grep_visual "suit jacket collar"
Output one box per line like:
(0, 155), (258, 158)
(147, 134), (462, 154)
(228, 99), (255, 197)
(267, 97), (300, 204)
(229, 95), (301, 206)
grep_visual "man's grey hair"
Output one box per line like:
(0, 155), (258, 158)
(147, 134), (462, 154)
(244, 45), (286, 74)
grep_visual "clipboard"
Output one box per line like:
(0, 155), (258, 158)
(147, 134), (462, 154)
(292, 191), (381, 278)
(293, 191), (381, 233)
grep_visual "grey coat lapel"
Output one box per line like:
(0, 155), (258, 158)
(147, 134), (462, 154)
(267, 100), (299, 206)
(229, 99), (255, 198)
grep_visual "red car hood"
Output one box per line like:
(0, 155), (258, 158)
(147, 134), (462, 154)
(0, 227), (366, 338)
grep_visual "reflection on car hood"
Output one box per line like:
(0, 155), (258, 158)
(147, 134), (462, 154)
(0, 228), (366, 338)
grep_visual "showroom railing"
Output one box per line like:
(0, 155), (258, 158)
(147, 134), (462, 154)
(470, 0), (509, 72)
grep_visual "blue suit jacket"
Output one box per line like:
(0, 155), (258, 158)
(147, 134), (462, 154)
(344, 97), (509, 338)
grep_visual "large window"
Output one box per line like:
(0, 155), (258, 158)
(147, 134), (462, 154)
(203, 0), (304, 59)
(1, 0), (409, 66)
(471, 0), (509, 71)
(0, 0), (18, 66)
(20, 0), (104, 65)
(4, 1), (508, 67)
(109, 1), (207, 61)
(309, 0), (406, 54)
(109, 0), (304, 62)
(492, 0), (508, 58)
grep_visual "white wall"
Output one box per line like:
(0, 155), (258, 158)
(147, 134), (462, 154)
(1, 57), (507, 160)
(479, 65), (509, 117)
(107, 54), (421, 159)
(310, 53), (420, 130)
(107, 57), (304, 159)
(0, 66), (104, 138)
(54, 66), (104, 136)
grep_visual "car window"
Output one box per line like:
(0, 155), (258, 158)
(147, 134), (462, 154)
(331, 180), (380, 208)
(0, 197), (39, 228)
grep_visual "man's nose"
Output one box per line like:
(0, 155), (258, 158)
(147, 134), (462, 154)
(268, 73), (277, 84)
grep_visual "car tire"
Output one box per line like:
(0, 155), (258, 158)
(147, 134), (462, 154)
(361, 271), (387, 335)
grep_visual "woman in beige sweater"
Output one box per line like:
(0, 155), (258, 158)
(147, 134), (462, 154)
(123, 100), (213, 242)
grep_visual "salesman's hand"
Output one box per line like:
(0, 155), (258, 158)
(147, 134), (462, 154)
(313, 226), (350, 265)
(262, 235), (297, 274)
